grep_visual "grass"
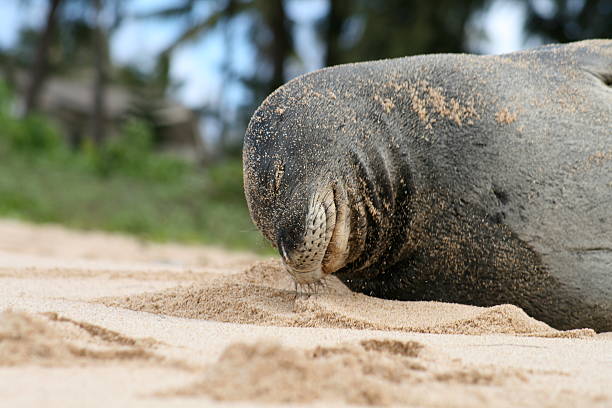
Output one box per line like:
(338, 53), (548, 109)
(0, 148), (272, 253)
(0, 149), (272, 253)
(0, 88), (273, 253)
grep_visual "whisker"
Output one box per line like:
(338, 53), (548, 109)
(289, 275), (332, 296)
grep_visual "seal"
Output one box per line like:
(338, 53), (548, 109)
(243, 40), (612, 331)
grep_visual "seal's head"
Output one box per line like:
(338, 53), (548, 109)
(243, 69), (411, 286)
(242, 80), (367, 285)
(243, 114), (354, 284)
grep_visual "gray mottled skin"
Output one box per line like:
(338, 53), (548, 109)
(243, 40), (612, 331)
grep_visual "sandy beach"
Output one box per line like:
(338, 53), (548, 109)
(0, 218), (610, 407)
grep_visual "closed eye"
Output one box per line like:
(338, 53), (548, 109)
(273, 159), (284, 192)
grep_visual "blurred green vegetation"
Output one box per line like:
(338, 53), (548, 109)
(2, 0), (608, 254)
(0, 82), (272, 253)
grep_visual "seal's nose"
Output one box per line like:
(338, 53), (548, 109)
(278, 238), (290, 263)
(277, 230), (295, 264)
(276, 223), (301, 260)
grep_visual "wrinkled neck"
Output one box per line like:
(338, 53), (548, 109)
(336, 138), (415, 278)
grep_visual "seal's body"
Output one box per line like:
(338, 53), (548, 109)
(243, 40), (612, 331)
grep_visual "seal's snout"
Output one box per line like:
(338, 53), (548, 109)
(277, 186), (341, 284)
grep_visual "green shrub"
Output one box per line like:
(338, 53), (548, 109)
(0, 81), (11, 114)
(206, 158), (246, 201)
(7, 114), (65, 153)
(86, 118), (188, 182)
(0, 81), (65, 154)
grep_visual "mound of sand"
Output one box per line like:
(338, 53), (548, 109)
(103, 260), (594, 338)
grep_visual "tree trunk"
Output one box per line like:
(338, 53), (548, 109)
(91, 0), (109, 145)
(324, 0), (346, 67)
(266, 0), (291, 94)
(217, 0), (237, 153)
(23, 0), (62, 116)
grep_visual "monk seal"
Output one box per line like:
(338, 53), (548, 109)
(243, 40), (612, 331)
